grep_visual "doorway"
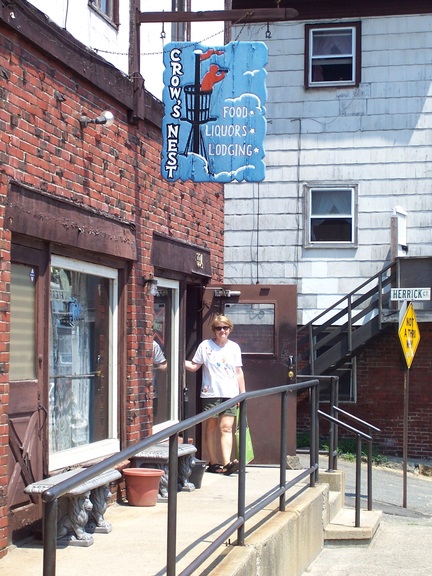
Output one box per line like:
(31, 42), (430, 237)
(188, 283), (298, 464)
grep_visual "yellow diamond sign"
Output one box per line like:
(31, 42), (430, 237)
(398, 302), (420, 369)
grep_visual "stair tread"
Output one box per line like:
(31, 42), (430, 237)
(325, 508), (382, 541)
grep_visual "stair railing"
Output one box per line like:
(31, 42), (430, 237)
(332, 406), (381, 512)
(38, 378), (320, 576)
(318, 409), (380, 528)
(298, 260), (397, 375)
(299, 374), (381, 527)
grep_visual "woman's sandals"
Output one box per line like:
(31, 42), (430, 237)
(206, 463), (223, 474)
(206, 460), (240, 475)
(222, 460), (239, 475)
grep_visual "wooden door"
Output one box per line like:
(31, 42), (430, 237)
(8, 242), (48, 538)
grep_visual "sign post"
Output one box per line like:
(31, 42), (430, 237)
(397, 301), (421, 508)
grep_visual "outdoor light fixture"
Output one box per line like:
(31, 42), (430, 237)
(143, 276), (158, 296)
(79, 110), (115, 128)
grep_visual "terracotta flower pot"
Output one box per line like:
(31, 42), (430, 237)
(123, 468), (164, 507)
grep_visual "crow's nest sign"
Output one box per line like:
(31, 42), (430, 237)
(162, 41), (268, 183)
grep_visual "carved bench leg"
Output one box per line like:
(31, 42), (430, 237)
(57, 491), (94, 547)
(87, 485), (113, 534)
(179, 455), (195, 492)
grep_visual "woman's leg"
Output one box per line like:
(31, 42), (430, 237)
(205, 417), (219, 464)
(219, 414), (235, 465)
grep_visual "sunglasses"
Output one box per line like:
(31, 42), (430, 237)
(214, 326), (230, 331)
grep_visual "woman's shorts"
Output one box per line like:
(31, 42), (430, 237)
(202, 397), (236, 417)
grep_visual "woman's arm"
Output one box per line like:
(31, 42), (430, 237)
(185, 360), (201, 372)
(235, 366), (246, 394)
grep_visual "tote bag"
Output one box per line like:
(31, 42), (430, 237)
(235, 408), (255, 464)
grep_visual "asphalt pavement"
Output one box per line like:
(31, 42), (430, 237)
(302, 455), (432, 576)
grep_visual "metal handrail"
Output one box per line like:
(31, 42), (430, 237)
(298, 260), (396, 334)
(297, 260), (397, 374)
(40, 378), (320, 576)
(332, 406), (381, 513)
(297, 374), (340, 470)
(298, 374), (380, 527)
(318, 410), (373, 528)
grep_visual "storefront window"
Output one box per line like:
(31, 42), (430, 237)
(49, 256), (118, 470)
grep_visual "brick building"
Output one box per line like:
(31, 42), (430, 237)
(0, 1), (224, 554)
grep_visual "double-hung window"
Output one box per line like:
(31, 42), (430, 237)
(305, 185), (357, 248)
(305, 22), (361, 88)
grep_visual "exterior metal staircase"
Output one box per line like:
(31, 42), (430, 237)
(297, 261), (397, 376)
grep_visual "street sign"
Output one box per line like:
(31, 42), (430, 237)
(398, 302), (420, 369)
(391, 287), (431, 301)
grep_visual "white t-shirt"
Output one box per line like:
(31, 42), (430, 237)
(192, 339), (243, 398)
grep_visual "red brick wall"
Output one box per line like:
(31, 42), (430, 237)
(298, 324), (432, 459)
(0, 25), (224, 554)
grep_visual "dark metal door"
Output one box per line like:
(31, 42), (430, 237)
(202, 284), (298, 464)
(8, 243), (48, 538)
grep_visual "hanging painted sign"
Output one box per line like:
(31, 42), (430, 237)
(162, 41), (268, 183)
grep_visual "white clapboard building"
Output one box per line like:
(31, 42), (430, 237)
(224, 1), (432, 456)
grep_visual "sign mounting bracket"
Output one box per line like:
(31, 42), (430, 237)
(139, 8), (299, 25)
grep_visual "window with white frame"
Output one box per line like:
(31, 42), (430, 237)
(305, 22), (361, 88)
(305, 186), (357, 247)
(49, 256), (119, 470)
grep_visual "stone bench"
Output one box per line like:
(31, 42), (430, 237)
(129, 442), (197, 500)
(24, 467), (121, 547)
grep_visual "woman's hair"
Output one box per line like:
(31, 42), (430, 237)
(210, 314), (234, 331)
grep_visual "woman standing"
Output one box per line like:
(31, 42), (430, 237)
(185, 314), (245, 475)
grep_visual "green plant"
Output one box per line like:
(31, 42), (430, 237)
(296, 431), (311, 448)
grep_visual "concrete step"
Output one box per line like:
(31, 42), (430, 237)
(324, 508), (382, 546)
(328, 489), (343, 523)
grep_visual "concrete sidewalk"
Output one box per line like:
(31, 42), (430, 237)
(1, 465), (309, 576)
(2, 460), (431, 576)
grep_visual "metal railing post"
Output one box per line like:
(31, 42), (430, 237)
(367, 439), (373, 511)
(280, 390), (288, 511)
(328, 377), (337, 471)
(334, 377), (339, 470)
(237, 400), (247, 545)
(310, 381), (318, 486)
(308, 323), (315, 373)
(167, 434), (179, 576)
(355, 435), (362, 528)
(347, 295), (353, 352)
(43, 498), (58, 576)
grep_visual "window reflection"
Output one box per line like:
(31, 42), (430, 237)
(49, 266), (111, 453)
(153, 290), (172, 425)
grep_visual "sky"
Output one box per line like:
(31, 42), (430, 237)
(140, 1), (225, 99)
